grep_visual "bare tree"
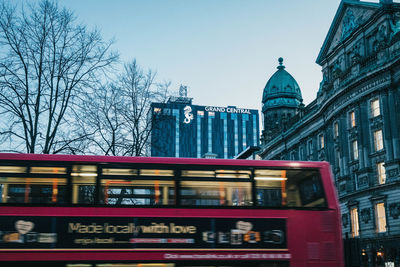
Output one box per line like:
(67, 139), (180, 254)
(79, 59), (170, 156)
(77, 82), (126, 156)
(120, 60), (170, 156)
(0, 0), (118, 153)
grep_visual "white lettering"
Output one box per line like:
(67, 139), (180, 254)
(204, 106), (251, 114)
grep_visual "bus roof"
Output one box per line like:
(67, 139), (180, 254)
(0, 153), (330, 169)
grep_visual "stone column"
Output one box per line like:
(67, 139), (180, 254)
(388, 87), (400, 159)
(381, 89), (394, 161)
(359, 102), (367, 169)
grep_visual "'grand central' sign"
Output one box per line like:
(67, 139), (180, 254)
(204, 106), (251, 114)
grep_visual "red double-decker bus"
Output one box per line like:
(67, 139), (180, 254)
(0, 153), (343, 267)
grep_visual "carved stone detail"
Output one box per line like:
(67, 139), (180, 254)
(341, 9), (358, 40)
(361, 208), (371, 223)
(389, 203), (400, 219)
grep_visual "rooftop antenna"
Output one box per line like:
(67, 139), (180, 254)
(179, 84), (188, 97)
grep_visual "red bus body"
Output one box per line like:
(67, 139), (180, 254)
(0, 153), (344, 266)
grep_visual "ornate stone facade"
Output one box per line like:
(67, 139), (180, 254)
(259, 1), (400, 266)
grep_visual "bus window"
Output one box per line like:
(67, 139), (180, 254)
(140, 169), (174, 176)
(72, 176), (96, 204)
(181, 169), (251, 179)
(71, 165), (97, 204)
(30, 166), (67, 174)
(255, 169), (327, 208)
(180, 181), (252, 206)
(100, 179), (175, 205)
(297, 173), (326, 207)
(102, 168), (138, 176)
(0, 177), (67, 204)
(0, 166), (27, 173)
(255, 169), (286, 207)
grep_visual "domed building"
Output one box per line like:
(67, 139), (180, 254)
(261, 58), (303, 142)
(259, 0), (400, 265)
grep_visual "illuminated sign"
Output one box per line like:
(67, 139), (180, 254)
(205, 106), (251, 114)
(183, 106), (194, 124)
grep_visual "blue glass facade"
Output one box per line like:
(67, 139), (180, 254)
(151, 102), (259, 159)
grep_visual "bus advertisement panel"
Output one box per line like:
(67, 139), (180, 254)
(1, 216), (286, 250)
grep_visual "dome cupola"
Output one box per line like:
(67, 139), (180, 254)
(262, 57), (303, 112)
(261, 58), (304, 142)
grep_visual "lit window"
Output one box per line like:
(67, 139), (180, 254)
(374, 130), (384, 151)
(371, 98), (380, 117)
(334, 122), (339, 138)
(352, 140), (359, 160)
(197, 110), (204, 116)
(375, 202), (387, 233)
(153, 107), (161, 113)
(319, 134), (325, 149)
(30, 167), (67, 174)
(350, 207), (359, 237)
(377, 162), (386, 184)
(350, 111), (356, 128)
(1, 177), (67, 204)
(0, 166), (27, 173)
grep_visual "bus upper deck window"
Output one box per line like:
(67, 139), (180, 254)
(255, 169), (287, 207)
(72, 176), (96, 204)
(100, 179), (175, 206)
(255, 168), (327, 208)
(0, 166), (27, 173)
(71, 165), (97, 177)
(140, 169), (174, 177)
(180, 181), (252, 206)
(0, 177), (67, 204)
(30, 166), (67, 174)
(102, 168), (138, 176)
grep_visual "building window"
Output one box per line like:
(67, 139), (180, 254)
(371, 98), (380, 117)
(350, 207), (360, 237)
(349, 111), (356, 128)
(375, 202), (387, 233)
(373, 130), (384, 152)
(319, 134), (325, 149)
(352, 140), (359, 160)
(334, 121), (339, 138)
(377, 162), (386, 184)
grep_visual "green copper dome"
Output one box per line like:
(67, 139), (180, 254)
(262, 58), (303, 112)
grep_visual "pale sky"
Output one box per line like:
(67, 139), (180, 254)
(51, 0), (386, 110)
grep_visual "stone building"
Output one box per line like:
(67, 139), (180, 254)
(259, 0), (400, 266)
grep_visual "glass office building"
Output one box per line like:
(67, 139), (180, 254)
(151, 98), (259, 159)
